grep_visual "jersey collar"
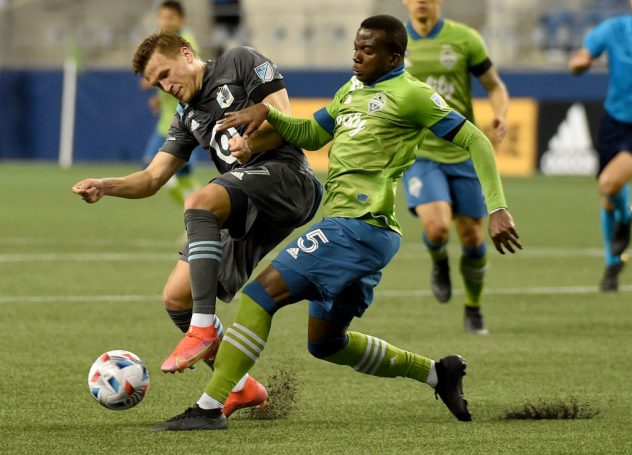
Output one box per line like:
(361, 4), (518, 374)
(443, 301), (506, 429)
(369, 64), (405, 87)
(406, 17), (445, 40)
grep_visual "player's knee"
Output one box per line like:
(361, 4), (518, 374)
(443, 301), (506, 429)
(598, 174), (621, 196)
(424, 222), (449, 244)
(162, 287), (191, 311)
(460, 229), (484, 248)
(307, 335), (349, 359)
(184, 187), (210, 210)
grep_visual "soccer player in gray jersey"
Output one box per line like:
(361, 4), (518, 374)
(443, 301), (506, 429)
(72, 32), (322, 416)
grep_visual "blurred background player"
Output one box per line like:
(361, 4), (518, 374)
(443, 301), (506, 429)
(569, 2), (632, 292)
(400, 0), (509, 334)
(141, 0), (201, 205)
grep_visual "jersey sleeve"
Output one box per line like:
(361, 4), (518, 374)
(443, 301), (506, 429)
(230, 47), (286, 103)
(466, 27), (492, 76)
(584, 20), (611, 58)
(404, 83), (466, 138)
(159, 110), (198, 161)
(313, 80), (351, 135)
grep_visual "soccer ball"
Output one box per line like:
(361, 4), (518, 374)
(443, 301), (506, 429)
(88, 350), (150, 410)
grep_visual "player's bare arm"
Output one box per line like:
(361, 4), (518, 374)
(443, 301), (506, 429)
(568, 48), (594, 75)
(72, 151), (184, 203)
(478, 67), (509, 144)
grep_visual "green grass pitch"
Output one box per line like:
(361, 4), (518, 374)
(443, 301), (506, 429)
(1, 163), (631, 454)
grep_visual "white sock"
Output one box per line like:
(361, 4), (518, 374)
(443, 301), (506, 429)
(197, 393), (223, 410)
(190, 313), (214, 327)
(425, 360), (438, 388)
(231, 374), (249, 393)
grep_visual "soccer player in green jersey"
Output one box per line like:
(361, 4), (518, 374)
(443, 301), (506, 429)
(401, 0), (510, 334)
(152, 15), (521, 431)
(141, 1), (202, 205)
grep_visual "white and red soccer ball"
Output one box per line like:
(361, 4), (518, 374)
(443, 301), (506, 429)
(88, 350), (149, 410)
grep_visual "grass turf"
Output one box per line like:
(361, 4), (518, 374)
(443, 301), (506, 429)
(1, 163), (631, 454)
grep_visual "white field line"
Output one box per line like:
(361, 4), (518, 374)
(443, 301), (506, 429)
(0, 248), (607, 263)
(1, 285), (631, 304)
(0, 253), (176, 263)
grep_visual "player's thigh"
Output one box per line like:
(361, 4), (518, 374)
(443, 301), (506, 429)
(184, 182), (231, 222)
(598, 151), (632, 195)
(454, 215), (485, 248)
(403, 158), (451, 219)
(162, 260), (192, 310)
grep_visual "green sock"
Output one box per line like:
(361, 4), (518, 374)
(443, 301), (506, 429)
(460, 248), (488, 308)
(168, 175), (201, 205)
(423, 232), (448, 262)
(325, 332), (433, 383)
(204, 293), (272, 403)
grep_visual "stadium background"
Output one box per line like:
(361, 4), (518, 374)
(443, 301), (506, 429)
(2, 1), (632, 454)
(0, 0), (622, 174)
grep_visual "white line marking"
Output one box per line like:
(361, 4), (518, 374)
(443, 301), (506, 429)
(1, 285), (630, 304)
(0, 253), (176, 262)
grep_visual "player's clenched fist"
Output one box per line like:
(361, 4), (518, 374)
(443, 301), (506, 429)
(72, 178), (105, 203)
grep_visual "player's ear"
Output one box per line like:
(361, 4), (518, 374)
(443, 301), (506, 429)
(181, 46), (193, 62)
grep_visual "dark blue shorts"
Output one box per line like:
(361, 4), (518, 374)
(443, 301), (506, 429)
(596, 111), (632, 176)
(402, 157), (487, 219)
(271, 217), (401, 326)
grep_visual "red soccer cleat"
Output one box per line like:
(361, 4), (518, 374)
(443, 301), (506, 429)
(222, 376), (269, 418)
(161, 325), (219, 373)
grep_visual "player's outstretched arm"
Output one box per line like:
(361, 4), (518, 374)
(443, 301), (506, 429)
(450, 120), (522, 254)
(568, 48), (594, 75)
(72, 151), (184, 203)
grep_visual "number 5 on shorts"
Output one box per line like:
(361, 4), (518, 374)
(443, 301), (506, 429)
(298, 229), (329, 253)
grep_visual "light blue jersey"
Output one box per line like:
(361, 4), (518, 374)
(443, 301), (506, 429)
(584, 15), (632, 123)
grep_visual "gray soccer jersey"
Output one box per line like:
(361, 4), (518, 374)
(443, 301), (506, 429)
(160, 46), (307, 172)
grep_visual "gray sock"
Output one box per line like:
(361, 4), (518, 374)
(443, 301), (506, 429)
(184, 209), (222, 316)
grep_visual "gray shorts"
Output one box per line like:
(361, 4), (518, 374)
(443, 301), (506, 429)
(180, 159), (322, 302)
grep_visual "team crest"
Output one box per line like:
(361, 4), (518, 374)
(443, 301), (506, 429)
(439, 44), (457, 70)
(216, 85), (234, 109)
(254, 62), (274, 82)
(431, 92), (448, 109)
(368, 92), (386, 114)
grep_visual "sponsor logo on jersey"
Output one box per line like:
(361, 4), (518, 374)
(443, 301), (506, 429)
(254, 62), (274, 82)
(216, 85), (234, 109)
(408, 176), (423, 198)
(439, 44), (457, 70)
(336, 112), (366, 137)
(190, 119), (200, 132)
(540, 103), (598, 175)
(431, 92), (449, 109)
(368, 92), (386, 114)
(187, 110), (195, 119)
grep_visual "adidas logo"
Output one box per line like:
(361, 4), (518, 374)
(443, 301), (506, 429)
(191, 119), (200, 132)
(231, 171), (244, 180)
(286, 247), (299, 259)
(540, 103), (598, 175)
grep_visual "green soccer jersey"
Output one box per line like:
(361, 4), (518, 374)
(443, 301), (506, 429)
(268, 67), (468, 234)
(405, 18), (491, 163)
(156, 30), (200, 136)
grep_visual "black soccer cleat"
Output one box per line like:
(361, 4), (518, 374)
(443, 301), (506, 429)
(464, 306), (489, 335)
(434, 355), (471, 422)
(611, 220), (631, 256)
(431, 258), (452, 303)
(599, 260), (626, 292)
(153, 405), (227, 431)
